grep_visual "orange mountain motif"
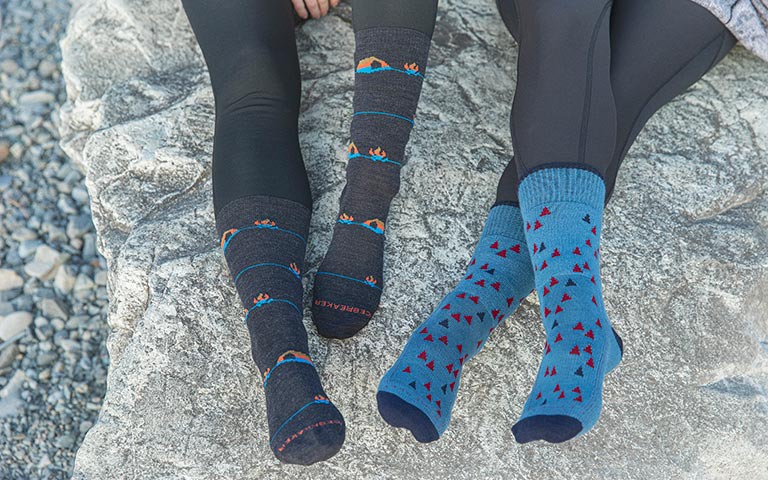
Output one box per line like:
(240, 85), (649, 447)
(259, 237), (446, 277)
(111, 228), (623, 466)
(339, 213), (354, 222)
(278, 350), (312, 363)
(363, 218), (385, 233)
(254, 219), (276, 227)
(263, 351), (312, 381)
(220, 228), (237, 247)
(289, 263), (300, 275)
(348, 142), (359, 155)
(357, 56), (390, 71)
(365, 275), (378, 285)
(254, 293), (271, 304)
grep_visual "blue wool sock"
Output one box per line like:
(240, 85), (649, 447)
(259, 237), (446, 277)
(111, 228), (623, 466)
(512, 167), (623, 444)
(377, 205), (535, 441)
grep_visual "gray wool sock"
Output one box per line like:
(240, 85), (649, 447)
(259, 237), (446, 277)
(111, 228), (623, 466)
(312, 27), (432, 338)
(217, 195), (345, 465)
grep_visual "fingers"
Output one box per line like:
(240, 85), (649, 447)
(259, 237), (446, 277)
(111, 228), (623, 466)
(291, 0), (309, 19)
(304, 0), (323, 19)
(314, 0), (330, 17)
(292, 0), (337, 20)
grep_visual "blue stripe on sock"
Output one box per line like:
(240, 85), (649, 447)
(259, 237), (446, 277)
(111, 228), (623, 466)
(356, 66), (425, 79)
(245, 298), (302, 323)
(315, 271), (382, 290)
(222, 225), (306, 254)
(234, 263), (300, 285)
(262, 358), (315, 388)
(348, 153), (402, 167)
(337, 219), (385, 235)
(270, 399), (332, 445)
(353, 111), (414, 125)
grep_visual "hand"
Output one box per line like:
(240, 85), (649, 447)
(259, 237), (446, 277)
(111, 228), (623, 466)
(291, 0), (340, 20)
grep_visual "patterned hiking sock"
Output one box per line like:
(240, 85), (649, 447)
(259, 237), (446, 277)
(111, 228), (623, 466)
(217, 195), (345, 465)
(512, 167), (623, 444)
(376, 205), (535, 442)
(311, 27), (431, 339)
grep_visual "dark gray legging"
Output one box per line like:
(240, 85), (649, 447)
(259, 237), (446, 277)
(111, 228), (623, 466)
(494, 0), (736, 204)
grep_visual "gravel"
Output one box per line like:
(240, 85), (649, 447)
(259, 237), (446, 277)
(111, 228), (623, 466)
(0, 0), (110, 478)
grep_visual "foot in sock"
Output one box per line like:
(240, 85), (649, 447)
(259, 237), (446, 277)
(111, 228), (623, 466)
(312, 27), (431, 339)
(512, 167), (623, 444)
(217, 195), (345, 465)
(377, 205), (535, 441)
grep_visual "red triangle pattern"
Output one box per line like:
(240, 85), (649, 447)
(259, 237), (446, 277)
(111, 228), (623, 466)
(398, 209), (609, 420)
(521, 207), (610, 409)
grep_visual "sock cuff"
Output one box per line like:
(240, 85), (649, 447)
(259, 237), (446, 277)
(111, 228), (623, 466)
(518, 167), (606, 210)
(354, 26), (433, 48)
(354, 27), (432, 68)
(481, 204), (525, 239)
(215, 195), (312, 240)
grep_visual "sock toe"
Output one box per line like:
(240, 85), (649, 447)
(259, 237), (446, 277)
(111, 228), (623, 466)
(376, 390), (439, 443)
(312, 276), (380, 339)
(271, 403), (346, 465)
(512, 415), (583, 444)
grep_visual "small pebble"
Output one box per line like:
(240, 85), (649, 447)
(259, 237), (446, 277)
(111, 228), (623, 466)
(0, 311), (33, 340)
(0, 269), (24, 292)
(40, 298), (69, 320)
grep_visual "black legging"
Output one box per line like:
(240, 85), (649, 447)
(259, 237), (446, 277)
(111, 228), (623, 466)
(184, 0), (736, 211)
(181, 0), (439, 215)
(494, 0), (736, 204)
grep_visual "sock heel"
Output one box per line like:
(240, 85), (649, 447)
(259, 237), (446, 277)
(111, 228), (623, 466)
(604, 325), (624, 375)
(611, 326), (623, 356)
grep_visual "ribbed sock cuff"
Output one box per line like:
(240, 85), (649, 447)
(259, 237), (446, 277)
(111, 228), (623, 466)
(518, 167), (606, 210)
(215, 195), (311, 240)
(482, 204), (526, 239)
(355, 27), (432, 51)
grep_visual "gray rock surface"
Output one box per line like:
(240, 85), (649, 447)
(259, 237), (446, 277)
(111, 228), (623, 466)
(60, 0), (768, 478)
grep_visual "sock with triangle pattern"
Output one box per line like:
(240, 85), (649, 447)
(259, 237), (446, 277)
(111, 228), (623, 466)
(511, 167), (623, 444)
(377, 204), (535, 441)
